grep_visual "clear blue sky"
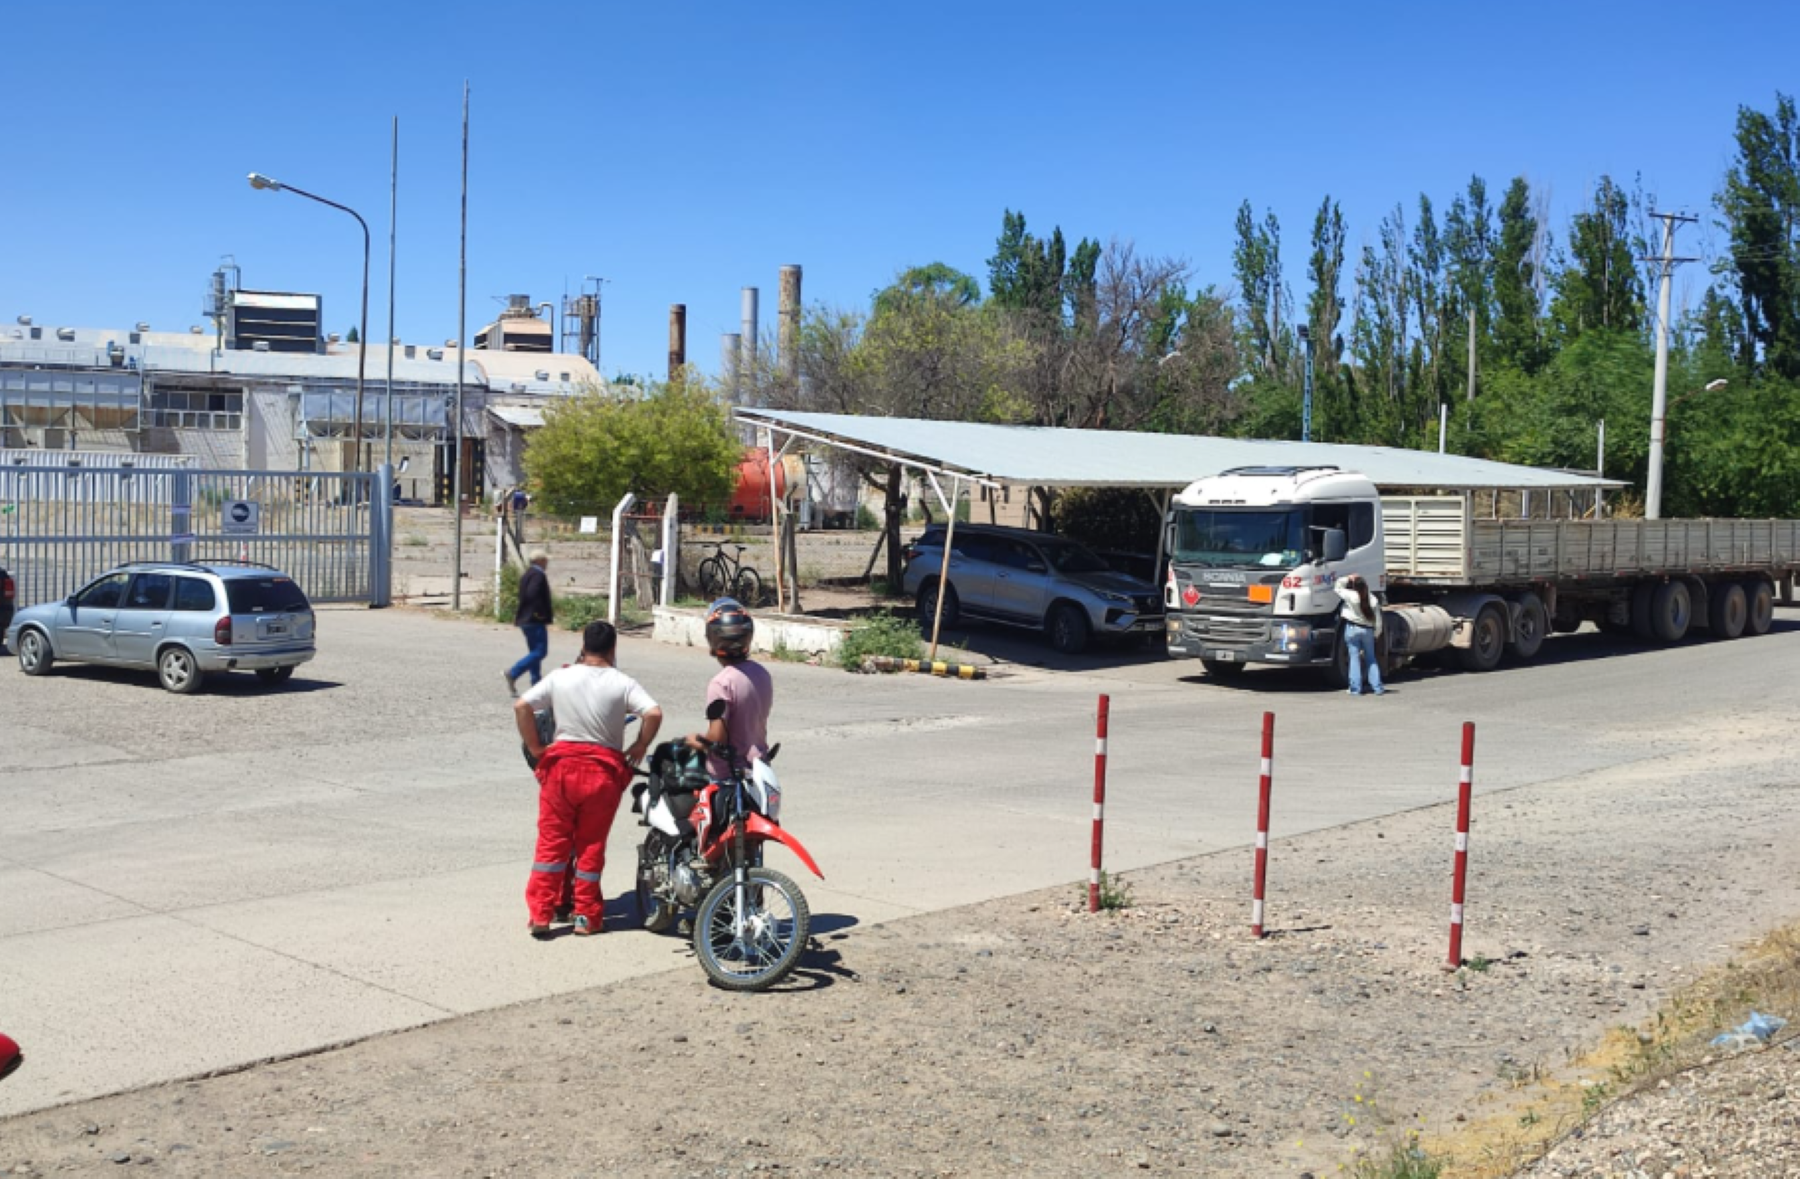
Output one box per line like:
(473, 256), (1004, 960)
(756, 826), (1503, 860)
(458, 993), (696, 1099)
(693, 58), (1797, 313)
(4, 2), (1793, 381)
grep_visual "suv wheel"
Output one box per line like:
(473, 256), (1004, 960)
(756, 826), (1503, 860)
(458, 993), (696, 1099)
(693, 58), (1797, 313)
(157, 647), (205, 695)
(17, 629), (53, 676)
(916, 581), (960, 629)
(1047, 604), (1090, 655)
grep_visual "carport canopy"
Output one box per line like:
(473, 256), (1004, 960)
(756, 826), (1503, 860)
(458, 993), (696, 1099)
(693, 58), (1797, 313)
(734, 408), (1625, 494)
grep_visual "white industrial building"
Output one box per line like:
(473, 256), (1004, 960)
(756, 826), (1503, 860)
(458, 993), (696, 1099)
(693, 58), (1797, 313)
(1, 288), (603, 503)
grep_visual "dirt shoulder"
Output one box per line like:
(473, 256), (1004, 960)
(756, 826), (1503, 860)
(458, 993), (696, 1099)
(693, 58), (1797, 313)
(6, 716), (1800, 1178)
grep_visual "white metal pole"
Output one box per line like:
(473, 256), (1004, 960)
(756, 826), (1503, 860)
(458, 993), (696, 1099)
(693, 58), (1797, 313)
(1596, 419), (1606, 518)
(608, 492), (636, 626)
(661, 493), (679, 607)
(384, 115), (397, 470)
(493, 506), (504, 620)
(1438, 402), (1448, 454)
(451, 83), (468, 610)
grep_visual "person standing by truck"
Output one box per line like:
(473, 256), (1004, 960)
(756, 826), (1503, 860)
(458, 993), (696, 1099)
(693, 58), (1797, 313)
(1335, 574), (1384, 696)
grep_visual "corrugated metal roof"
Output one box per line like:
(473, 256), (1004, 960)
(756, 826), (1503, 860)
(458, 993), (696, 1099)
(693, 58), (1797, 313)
(488, 405), (545, 428)
(737, 409), (1625, 491)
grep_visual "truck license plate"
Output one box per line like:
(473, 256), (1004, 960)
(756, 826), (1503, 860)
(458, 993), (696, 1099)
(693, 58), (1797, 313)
(1212, 650), (1238, 662)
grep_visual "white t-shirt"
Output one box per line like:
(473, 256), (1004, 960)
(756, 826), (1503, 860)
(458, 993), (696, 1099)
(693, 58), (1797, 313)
(520, 664), (658, 749)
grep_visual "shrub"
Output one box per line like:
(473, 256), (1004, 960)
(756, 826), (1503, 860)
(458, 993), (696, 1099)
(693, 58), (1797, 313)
(836, 611), (923, 670)
(497, 562), (521, 622)
(557, 593), (608, 632)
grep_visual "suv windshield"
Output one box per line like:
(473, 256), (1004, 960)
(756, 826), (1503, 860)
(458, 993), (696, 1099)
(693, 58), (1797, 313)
(1038, 541), (1109, 574)
(1171, 508), (1307, 570)
(225, 577), (311, 614)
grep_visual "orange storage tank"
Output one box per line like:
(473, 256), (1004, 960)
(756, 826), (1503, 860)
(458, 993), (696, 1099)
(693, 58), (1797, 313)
(726, 448), (804, 522)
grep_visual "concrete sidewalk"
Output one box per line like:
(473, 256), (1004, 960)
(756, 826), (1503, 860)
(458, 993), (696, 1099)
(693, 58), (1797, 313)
(3, 604), (1788, 1115)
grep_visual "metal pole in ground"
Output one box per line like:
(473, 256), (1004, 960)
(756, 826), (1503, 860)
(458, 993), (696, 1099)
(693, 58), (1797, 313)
(1089, 694), (1110, 914)
(1446, 721), (1476, 970)
(1251, 710), (1274, 937)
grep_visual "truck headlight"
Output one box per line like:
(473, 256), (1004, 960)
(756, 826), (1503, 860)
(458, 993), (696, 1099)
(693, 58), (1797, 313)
(1274, 622), (1312, 652)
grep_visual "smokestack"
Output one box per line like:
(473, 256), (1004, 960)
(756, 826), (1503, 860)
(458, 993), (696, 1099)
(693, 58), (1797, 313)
(721, 333), (742, 402)
(667, 304), (687, 380)
(778, 265), (801, 386)
(740, 287), (758, 395)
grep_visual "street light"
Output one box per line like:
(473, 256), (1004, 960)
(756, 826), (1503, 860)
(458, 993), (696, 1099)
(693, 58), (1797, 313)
(1645, 377), (1727, 519)
(247, 171), (370, 473)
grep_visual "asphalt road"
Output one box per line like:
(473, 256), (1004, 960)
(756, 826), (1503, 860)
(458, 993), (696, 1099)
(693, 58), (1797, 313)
(1, 605), (1795, 1116)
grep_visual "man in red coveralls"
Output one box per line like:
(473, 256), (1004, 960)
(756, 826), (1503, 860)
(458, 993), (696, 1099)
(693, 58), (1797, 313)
(514, 620), (662, 938)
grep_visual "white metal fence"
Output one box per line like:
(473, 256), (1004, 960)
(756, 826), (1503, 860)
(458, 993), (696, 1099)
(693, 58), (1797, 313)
(0, 459), (392, 608)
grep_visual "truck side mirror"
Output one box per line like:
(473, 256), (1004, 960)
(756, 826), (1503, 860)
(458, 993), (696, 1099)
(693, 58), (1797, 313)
(1323, 528), (1348, 563)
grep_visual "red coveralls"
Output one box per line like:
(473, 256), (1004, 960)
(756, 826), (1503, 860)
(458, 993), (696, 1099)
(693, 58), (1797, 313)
(527, 742), (631, 926)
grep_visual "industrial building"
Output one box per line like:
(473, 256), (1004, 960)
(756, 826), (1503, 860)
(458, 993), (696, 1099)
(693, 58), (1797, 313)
(0, 272), (604, 503)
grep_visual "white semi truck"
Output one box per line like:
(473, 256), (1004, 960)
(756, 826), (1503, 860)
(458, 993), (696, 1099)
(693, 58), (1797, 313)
(1161, 465), (1800, 683)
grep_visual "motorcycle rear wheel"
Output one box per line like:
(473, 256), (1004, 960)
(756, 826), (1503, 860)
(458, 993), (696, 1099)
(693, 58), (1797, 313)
(635, 846), (678, 934)
(693, 867), (810, 992)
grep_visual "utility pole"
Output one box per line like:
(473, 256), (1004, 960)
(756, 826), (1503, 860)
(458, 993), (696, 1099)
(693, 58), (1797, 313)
(1642, 211), (1698, 520)
(1465, 307), (1476, 404)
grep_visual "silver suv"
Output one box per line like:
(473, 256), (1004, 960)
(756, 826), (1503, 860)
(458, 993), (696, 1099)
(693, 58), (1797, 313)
(902, 524), (1163, 654)
(5, 561), (316, 694)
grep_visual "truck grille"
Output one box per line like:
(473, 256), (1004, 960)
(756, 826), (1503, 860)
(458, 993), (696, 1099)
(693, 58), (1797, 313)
(1183, 616), (1269, 646)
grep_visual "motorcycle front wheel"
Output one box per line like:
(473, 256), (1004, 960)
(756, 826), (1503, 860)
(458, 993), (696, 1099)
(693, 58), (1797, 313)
(693, 867), (810, 992)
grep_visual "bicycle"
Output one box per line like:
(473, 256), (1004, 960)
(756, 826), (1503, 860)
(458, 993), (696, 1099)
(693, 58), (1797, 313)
(696, 540), (764, 606)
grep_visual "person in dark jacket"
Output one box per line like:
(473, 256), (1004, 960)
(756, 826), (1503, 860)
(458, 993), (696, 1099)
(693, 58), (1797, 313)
(506, 549), (554, 696)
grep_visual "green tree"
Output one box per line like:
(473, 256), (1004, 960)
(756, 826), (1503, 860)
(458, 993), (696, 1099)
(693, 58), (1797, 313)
(1550, 176), (1646, 341)
(1492, 176), (1544, 373)
(1717, 92), (1800, 379)
(523, 371), (739, 516)
(1305, 196), (1352, 441)
(345, 325), (360, 343)
(1442, 176), (1494, 402)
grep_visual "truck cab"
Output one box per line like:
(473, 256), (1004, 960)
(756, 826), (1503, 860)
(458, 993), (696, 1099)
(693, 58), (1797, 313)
(1162, 466), (1383, 673)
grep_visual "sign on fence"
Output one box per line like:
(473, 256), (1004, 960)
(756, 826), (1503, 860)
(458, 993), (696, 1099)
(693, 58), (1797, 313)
(221, 500), (261, 536)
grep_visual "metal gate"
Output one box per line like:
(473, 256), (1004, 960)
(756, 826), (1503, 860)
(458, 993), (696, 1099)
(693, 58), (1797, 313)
(0, 458), (392, 608)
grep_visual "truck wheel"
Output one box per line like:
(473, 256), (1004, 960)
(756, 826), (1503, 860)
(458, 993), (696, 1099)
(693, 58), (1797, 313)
(1707, 582), (1747, 639)
(1506, 593), (1547, 661)
(1650, 580), (1692, 642)
(1454, 604), (1507, 672)
(1200, 658), (1247, 679)
(1629, 582), (1658, 642)
(1745, 579), (1775, 636)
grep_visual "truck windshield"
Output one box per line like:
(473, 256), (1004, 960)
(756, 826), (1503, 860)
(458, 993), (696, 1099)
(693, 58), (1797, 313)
(1170, 508), (1307, 570)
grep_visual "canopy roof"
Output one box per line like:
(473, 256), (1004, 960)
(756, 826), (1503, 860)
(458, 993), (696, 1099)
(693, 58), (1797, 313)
(736, 409), (1624, 492)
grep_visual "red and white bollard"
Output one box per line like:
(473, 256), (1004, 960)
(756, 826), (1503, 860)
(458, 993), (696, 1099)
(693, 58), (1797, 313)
(1446, 721), (1476, 969)
(1251, 711), (1274, 937)
(1088, 694), (1110, 914)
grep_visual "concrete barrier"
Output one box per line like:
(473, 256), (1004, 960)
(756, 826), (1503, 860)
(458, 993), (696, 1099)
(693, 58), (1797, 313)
(652, 605), (851, 658)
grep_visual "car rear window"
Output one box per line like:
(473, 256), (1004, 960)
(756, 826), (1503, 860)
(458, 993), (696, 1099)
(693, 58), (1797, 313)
(173, 577), (216, 612)
(225, 577), (311, 614)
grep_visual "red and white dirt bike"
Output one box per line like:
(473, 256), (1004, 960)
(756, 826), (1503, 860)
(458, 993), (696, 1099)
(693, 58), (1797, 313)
(632, 700), (823, 991)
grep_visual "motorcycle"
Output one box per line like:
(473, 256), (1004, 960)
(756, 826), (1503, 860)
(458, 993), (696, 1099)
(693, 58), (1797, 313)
(632, 698), (824, 991)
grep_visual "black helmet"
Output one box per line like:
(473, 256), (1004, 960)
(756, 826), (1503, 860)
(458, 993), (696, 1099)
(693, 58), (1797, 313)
(704, 597), (754, 660)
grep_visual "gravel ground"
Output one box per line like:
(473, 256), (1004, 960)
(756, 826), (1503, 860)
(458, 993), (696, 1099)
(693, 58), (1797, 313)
(4, 703), (1800, 1178)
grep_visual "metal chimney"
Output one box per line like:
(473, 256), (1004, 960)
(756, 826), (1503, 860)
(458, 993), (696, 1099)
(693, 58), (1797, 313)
(778, 265), (802, 386)
(740, 287), (758, 392)
(668, 304), (687, 380)
(721, 333), (742, 402)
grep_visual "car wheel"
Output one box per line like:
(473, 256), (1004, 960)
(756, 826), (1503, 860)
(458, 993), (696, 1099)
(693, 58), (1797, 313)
(916, 580), (960, 629)
(1047, 604), (1090, 655)
(17, 629), (53, 676)
(157, 646), (205, 695)
(255, 665), (296, 686)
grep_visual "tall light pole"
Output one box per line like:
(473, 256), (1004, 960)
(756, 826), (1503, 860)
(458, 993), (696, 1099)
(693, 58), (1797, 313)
(1297, 324), (1314, 442)
(248, 171), (370, 473)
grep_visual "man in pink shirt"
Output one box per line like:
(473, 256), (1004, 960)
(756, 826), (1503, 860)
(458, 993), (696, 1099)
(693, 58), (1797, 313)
(685, 598), (772, 778)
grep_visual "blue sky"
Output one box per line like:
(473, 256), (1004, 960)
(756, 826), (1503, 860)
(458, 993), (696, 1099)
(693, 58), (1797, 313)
(4, 2), (1793, 381)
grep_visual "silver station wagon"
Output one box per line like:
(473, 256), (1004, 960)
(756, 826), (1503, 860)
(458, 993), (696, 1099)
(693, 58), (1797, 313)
(5, 561), (316, 693)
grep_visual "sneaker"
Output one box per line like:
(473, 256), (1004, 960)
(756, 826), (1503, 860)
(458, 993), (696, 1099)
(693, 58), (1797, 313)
(528, 921), (553, 940)
(503, 671), (518, 698)
(572, 915), (602, 936)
